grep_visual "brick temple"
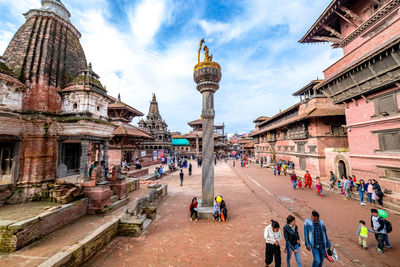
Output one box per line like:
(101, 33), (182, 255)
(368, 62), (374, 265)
(0, 0), (118, 203)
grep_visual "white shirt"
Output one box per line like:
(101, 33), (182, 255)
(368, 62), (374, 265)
(264, 224), (282, 244)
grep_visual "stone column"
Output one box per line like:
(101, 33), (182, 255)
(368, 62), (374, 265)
(103, 142), (109, 169)
(194, 63), (221, 207)
(80, 140), (89, 178)
(196, 136), (199, 158)
(98, 144), (103, 162)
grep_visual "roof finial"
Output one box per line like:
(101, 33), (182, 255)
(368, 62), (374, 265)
(118, 93), (121, 102)
(152, 93), (156, 99)
(88, 62), (92, 70)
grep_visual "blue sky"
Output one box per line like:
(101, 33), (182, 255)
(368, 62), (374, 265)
(0, 0), (342, 134)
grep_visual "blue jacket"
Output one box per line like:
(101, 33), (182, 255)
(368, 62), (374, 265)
(304, 218), (331, 249)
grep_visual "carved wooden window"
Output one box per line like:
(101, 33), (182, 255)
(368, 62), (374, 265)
(378, 130), (400, 152)
(309, 146), (317, 154)
(297, 143), (305, 153)
(374, 94), (398, 116)
(290, 146), (295, 152)
(331, 125), (345, 135)
(284, 146), (288, 152)
(299, 157), (306, 171)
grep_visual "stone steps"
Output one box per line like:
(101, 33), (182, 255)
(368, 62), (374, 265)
(0, 186), (166, 267)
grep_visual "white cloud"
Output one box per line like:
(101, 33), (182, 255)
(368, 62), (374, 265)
(129, 0), (170, 46)
(0, 0), (340, 133)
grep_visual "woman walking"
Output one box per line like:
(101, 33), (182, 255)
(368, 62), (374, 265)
(357, 180), (366, 205)
(284, 215), (302, 267)
(372, 179), (384, 206)
(264, 220), (282, 267)
(366, 179), (374, 204)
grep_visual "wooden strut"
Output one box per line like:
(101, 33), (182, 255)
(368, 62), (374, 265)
(337, 5), (362, 21)
(311, 35), (342, 43)
(334, 10), (358, 28)
(320, 23), (343, 38)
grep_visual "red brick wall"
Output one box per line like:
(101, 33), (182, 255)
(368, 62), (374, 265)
(324, 8), (400, 78)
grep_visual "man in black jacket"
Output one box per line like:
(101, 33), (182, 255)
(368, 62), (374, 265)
(371, 209), (386, 253)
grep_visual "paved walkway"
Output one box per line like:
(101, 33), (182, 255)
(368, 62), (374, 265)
(232, 163), (400, 267)
(87, 162), (355, 266)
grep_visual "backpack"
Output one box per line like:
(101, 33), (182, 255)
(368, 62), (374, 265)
(384, 219), (392, 233)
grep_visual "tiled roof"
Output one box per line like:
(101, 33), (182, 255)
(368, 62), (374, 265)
(113, 123), (153, 139)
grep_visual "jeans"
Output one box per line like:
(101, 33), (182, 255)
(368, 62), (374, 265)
(311, 247), (325, 267)
(190, 208), (197, 219)
(367, 193), (374, 204)
(358, 190), (365, 203)
(375, 233), (385, 251)
(291, 180), (297, 189)
(384, 234), (391, 247)
(286, 244), (302, 267)
(345, 188), (351, 199)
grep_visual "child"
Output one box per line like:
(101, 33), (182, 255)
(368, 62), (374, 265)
(297, 177), (303, 188)
(316, 176), (323, 197)
(189, 197), (198, 221)
(357, 220), (374, 249)
(273, 166), (277, 176)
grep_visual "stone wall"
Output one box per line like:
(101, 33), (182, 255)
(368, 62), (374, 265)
(0, 198), (88, 252)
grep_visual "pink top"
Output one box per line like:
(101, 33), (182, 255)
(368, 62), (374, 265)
(316, 180), (321, 186)
(367, 184), (374, 193)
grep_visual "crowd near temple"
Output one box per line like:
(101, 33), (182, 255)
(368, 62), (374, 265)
(0, 0), (400, 266)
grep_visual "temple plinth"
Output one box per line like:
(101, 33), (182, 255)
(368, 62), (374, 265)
(193, 39), (221, 207)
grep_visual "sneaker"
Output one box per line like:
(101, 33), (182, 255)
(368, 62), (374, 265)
(364, 247), (368, 250)
(385, 245), (391, 248)
(361, 203), (366, 206)
(190, 218), (192, 221)
(377, 248), (383, 253)
(195, 219), (198, 222)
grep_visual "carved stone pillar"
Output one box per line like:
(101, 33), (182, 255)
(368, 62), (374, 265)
(193, 56), (221, 207)
(98, 144), (103, 162)
(80, 140), (89, 178)
(103, 142), (109, 169)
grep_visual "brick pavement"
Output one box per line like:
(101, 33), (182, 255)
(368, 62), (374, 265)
(87, 162), (349, 267)
(232, 163), (400, 267)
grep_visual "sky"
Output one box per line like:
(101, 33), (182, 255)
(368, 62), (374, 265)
(0, 0), (342, 134)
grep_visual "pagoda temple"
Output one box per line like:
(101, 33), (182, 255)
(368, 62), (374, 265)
(108, 94), (153, 166)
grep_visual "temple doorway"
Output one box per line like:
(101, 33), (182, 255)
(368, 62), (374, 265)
(0, 142), (15, 183)
(62, 143), (81, 175)
(338, 160), (346, 178)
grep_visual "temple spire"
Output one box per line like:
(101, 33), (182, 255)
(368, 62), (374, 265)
(147, 93), (161, 120)
(40, 0), (71, 21)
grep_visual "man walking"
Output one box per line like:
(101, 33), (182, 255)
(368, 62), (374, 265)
(179, 169), (184, 186)
(329, 171), (337, 191)
(290, 171), (297, 189)
(343, 177), (352, 200)
(304, 210), (331, 267)
(370, 209), (386, 253)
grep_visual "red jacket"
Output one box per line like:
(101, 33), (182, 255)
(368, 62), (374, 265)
(290, 173), (297, 181)
(190, 202), (198, 210)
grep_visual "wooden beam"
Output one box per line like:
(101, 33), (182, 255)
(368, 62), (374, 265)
(370, 0), (382, 6)
(311, 35), (342, 43)
(320, 23), (343, 38)
(337, 5), (362, 21)
(334, 10), (358, 27)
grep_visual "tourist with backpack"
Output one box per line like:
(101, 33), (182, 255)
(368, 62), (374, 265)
(370, 209), (388, 253)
